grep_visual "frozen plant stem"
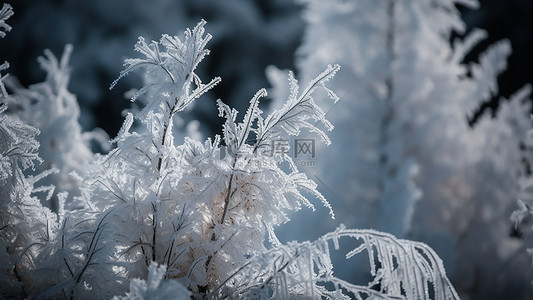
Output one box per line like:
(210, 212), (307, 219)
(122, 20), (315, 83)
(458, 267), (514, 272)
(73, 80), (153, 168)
(157, 96), (179, 172)
(220, 160), (237, 226)
(152, 202), (157, 262)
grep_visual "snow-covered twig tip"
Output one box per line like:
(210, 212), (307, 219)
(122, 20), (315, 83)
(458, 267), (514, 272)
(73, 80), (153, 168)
(0, 3), (13, 38)
(255, 64), (340, 149)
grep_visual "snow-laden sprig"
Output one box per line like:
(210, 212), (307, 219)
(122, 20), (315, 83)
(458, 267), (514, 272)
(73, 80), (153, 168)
(255, 64), (340, 151)
(511, 198), (532, 229)
(110, 19), (220, 113)
(466, 40), (512, 112)
(216, 64), (340, 157)
(6, 45), (76, 122)
(451, 28), (488, 64)
(0, 3), (11, 100)
(0, 113), (42, 171)
(217, 65), (340, 159)
(217, 88), (266, 157)
(215, 225), (458, 300)
(106, 20), (219, 181)
(214, 66), (339, 228)
(0, 61), (9, 101)
(0, 3), (13, 39)
(37, 44), (74, 98)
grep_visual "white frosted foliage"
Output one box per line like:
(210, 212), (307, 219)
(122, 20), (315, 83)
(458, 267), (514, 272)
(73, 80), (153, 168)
(0, 11), (460, 300)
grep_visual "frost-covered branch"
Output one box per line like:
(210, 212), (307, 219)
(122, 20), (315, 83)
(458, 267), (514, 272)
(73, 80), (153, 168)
(216, 225), (459, 300)
(215, 65), (339, 227)
(0, 3), (12, 101)
(0, 3), (12, 38)
(110, 19), (221, 108)
(110, 20), (220, 175)
(255, 64), (340, 151)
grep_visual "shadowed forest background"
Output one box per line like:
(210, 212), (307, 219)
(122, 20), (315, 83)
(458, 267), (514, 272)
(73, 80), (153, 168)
(1, 1), (531, 135)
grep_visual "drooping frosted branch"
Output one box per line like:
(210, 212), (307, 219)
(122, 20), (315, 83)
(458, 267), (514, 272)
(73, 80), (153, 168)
(216, 225), (459, 300)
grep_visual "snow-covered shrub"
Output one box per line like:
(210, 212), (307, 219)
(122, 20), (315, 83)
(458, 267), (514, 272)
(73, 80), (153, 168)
(282, 0), (532, 298)
(0, 106), (57, 298)
(4, 44), (109, 210)
(0, 4), (58, 297)
(0, 11), (460, 299)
